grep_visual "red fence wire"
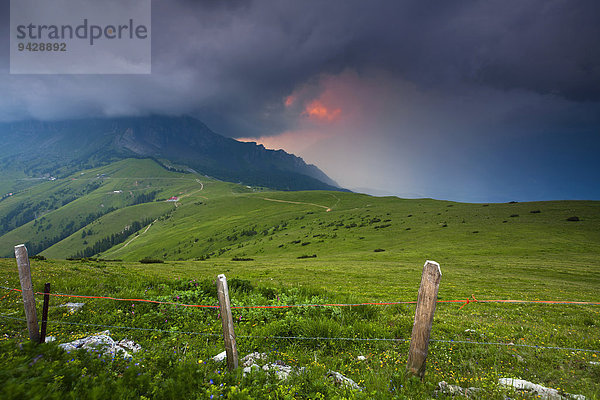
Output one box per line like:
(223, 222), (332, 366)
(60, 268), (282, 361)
(1, 286), (599, 310)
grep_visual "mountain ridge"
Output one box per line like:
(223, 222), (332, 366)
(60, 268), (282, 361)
(0, 115), (343, 192)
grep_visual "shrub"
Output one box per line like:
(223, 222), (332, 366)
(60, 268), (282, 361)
(240, 229), (257, 237)
(139, 258), (164, 264)
(374, 223), (392, 229)
(231, 257), (254, 261)
(374, 248), (385, 252)
(297, 254), (317, 259)
(567, 216), (580, 221)
(228, 278), (253, 293)
(196, 279), (218, 298)
(530, 210), (541, 214)
(258, 286), (278, 299)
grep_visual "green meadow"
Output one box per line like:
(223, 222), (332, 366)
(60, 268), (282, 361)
(0, 158), (599, 398)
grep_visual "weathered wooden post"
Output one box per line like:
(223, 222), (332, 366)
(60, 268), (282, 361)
(407, 260), (442, 379)
(14, 244), (40, 343)
(40, 282), (51, 343)
(216, 274), (238, 370)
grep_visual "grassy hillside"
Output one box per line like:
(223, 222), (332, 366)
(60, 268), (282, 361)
(0, 163), (40, 197)
(0, 158), (241, 257)
(42, 202), (175, 259)
(3, 157), (598, 271)
(100, 188), (600, 290)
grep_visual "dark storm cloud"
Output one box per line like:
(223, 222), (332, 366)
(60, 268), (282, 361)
(163, 1), (600, 96)
(148, 0), (600, 135)
(2, 0), (599, 132)
(461, 1), (600, 102)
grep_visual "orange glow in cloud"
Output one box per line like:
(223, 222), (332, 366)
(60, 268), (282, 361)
(284, 94), (296, 107)
(303, 100), (341, 122)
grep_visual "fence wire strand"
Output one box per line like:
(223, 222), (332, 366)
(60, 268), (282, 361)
(1, 314), (598, 353)
(1, 286), (599, 353)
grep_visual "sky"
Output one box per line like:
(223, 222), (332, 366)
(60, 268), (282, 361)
(1, 0), (599, 202)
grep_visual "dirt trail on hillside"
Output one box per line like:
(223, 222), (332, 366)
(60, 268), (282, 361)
(259, 197), (333, 211)
(117, 216), (158, 250)
(178, 179), (208, 200)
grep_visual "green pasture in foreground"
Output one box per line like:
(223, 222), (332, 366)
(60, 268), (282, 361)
(0, 255), (598, 399)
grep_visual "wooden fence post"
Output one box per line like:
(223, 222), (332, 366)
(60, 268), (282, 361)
(216, 274), (238, 370)
(40, 282), (51, 343)
(407, 260), (442, 379)
(14, 244), (40, 343)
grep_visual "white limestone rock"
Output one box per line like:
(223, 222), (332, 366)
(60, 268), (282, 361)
(212, 351), (227, 362)
(58, 330), (140, 358)
(436, 381), (481, 398)
(327, 370), (362, 390)
(241, 352), (267, 367)
(60, 302), (85, 312)
(498, 378), (587, 400)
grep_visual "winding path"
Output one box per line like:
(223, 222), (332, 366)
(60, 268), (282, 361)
(259, 197), (333, 211)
